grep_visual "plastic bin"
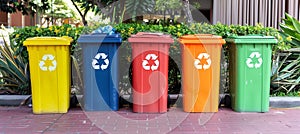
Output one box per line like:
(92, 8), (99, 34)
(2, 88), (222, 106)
(226, 35), (277, 112)
(179, 34), (225, 112)
(128, 32), (174, 113)
(78, 33), (122, 111)
(24, 37), (72, 114)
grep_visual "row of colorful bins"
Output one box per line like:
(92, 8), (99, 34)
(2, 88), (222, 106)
(24, 33), (277, 114)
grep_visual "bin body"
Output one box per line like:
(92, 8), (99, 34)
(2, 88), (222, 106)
(128, 32), (173, 113)
(24, 37), (72, 114)
(78, 34), (122, 111)
(179, 34), (225, 112)
(226, 36), (277, 112)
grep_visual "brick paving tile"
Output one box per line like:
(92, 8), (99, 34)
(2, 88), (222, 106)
(1, 106), (300, 133)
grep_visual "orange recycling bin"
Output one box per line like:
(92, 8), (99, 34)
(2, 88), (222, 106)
(179, 34), (225, 112)
(128, 32), (174, 113)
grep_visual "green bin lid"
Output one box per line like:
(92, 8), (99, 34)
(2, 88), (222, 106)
(225, 35), (278, 44)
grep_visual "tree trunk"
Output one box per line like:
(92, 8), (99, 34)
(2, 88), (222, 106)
(110, 2), (116, 23)
(118, 0), (125, 23)
(83, 10), (88, 26)
(182, 0), (193, 24)
(71, 0), (88, 26)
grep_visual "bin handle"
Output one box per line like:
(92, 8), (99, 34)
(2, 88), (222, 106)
(137, 32), (164, 36)
(62, 36), (73, 43)
(247, 34), (265, 36)
(91, 33), (108, 35)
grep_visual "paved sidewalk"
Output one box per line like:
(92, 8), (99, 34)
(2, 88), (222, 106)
(1, 106), (300, 134)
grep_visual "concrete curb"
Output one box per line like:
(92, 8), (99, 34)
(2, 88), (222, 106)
(0, 95), (30, 106)
(270, 97), (300, 108)
(1, 95), (300, 108)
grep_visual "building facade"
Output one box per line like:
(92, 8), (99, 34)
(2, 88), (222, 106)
(213, 0), (300, 28)
(1, 0), (299, 28)
(0, 11), (35, 27)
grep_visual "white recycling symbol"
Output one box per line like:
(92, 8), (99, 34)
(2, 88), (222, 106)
(246, 52), (263, 68)
(92, 53), (109, 70)
(39, 54), (57, 72)
(142, 54), (159, 71)
(194, 53), (211, 70)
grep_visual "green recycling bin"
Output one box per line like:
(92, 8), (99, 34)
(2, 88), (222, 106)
(226, 35), (277, 112)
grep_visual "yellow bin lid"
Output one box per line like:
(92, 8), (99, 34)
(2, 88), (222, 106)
(24, 36), (73, 46)
(179, 34), (225, 44)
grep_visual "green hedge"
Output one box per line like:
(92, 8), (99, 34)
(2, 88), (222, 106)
(10, 24), (84, 63)
(118, 23), (290, 50)
(10, 23), (290, 64)
(9, 23), (292, 95)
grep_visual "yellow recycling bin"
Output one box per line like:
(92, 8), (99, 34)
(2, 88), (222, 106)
(24, 37), (72, 114)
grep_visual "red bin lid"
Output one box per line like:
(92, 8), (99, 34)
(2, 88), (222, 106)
(128, 32), (174, 44)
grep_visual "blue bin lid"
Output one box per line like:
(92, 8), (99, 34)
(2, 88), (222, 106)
(77, 33), (122, 44)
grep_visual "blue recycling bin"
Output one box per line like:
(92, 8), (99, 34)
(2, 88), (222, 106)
(78, 33), (122, 111)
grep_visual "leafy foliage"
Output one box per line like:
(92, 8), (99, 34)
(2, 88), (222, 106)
(280, 13), (300, 47)
(44, 0), (76, 19)
(269, 13), (300, 96)
(155, 0), (182, 12)
(0, 35), (30, 95)
(271, 50), (300, 95)
(10, 24), (83, 63)
(0, 0), (50, 16)
(114, 23), (192, 40)
(71, 0), (96, 26)
(114, 22), (286, 51)
(70, 0), (117, 25)
(270, 90), (299, 97)
(125, 0), (155, 21)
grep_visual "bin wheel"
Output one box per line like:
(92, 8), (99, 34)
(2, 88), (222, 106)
(219, 94), (231, 108)
(70, 94), (79, 108)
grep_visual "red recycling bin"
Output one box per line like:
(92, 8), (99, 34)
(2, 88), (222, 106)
(128, 32), (174, 113)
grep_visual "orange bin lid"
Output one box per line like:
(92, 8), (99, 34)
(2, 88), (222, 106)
(128, 32), (174, 44)
(179, 34), (225, 44)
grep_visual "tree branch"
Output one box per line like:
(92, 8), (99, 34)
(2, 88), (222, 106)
(70, 0), (84, 19)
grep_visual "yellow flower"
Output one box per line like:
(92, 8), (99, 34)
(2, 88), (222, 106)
(177, 24), (181, 28)
(278, 35), (283, 40)
(129, 27), (134, 31)
(66, 32), (69, 35)
(128, 30), (133, 35)
(286, 36), (292, 42)
(15, 34), (20, 38)
(121, 30), (125, 34)
(177, 32), (182, 37)
(49, 26), (54, 31)
(55, 29), (60, 34)
(67, 28), (71, 32)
